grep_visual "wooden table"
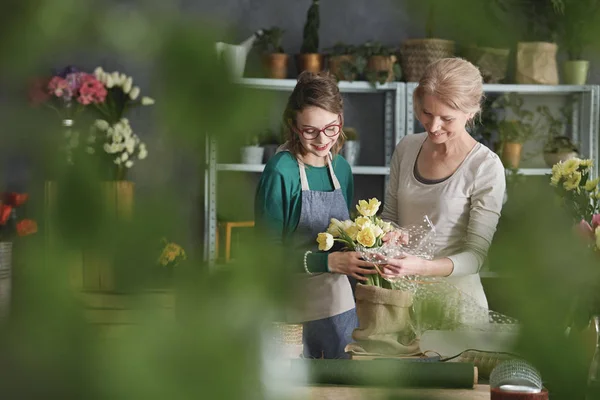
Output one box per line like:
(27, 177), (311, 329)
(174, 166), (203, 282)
(292, 384), (490, 399)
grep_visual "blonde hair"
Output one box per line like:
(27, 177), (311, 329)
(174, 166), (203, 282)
(413, 58), (484, 127)
(283, 71), (345, 157)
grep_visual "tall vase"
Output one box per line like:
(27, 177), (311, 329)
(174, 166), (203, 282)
(0, 242), (11, 320)
(44, 180), (134, 291)
(586, 316), (600, 399)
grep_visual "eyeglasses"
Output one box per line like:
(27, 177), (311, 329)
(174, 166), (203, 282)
(294, 120), (342, 140)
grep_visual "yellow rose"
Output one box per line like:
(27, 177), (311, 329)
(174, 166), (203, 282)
(356, 198), (381, 217)
(344, 224), (360, 240)
(580, 159), (593, 169)
(316, 232), (334, 251)
(595, 226), (600, 250)
(326, 218), (344, 237)
(356, 226), (376, 247)
(563, 171), (582, 191)
(355, 216), (372, 228)
(550, 174), (560, 187)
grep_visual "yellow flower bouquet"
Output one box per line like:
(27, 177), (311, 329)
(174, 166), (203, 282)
(316, 198), (401, 287)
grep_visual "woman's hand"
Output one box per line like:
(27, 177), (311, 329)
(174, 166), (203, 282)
(328, 251), (379, 282)
(382, 229), (409, 245)
(379, 253), (430, 279)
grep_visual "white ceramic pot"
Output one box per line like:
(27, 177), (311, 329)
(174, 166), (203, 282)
(241, 146), (265, 164)
(543, 151), (578, 168)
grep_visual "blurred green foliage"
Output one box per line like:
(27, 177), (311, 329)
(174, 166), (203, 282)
(0, 1), (598, 399)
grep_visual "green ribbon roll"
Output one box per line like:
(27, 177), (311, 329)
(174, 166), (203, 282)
(291, 359), (477, 388)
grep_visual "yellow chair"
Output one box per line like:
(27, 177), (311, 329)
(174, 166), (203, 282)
(217, 221), (255, 262)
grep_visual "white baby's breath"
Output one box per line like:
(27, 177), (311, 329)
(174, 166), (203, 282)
(125, 160), (134, 168)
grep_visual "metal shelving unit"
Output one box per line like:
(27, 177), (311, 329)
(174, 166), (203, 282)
(204, 81), (600, 265)
(406, 83), (600, 177)
(205, 79), (405, 264)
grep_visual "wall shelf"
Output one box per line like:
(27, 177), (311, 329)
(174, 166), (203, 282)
(217, 163), (391, 175)
(204, 82), (600, 266)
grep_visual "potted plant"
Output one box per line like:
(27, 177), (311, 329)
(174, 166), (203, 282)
(296, 0), (323, 74)
(555, 0), (600, 84)
(493, 0), (562, 84)
(342, 127), (360, 166)
(241, 134), (264, 164)
(493, 93), (539, 169)
(254, 27), (288, 79)
(537, 103), (579, 167)
(325, 42), (366, 82)
(0, 192), (37, 319)
(400, 2), (455, 82)
(259, 126), (285, 163)
(359, 41), (402, 85)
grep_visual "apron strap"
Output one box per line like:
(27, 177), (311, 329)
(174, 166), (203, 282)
(326, 153), (341, 190)
(298, 158), (310, 191)
(297, 153), (341, 191)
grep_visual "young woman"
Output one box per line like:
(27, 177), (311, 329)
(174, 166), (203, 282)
(254, 71), (376, 359)
(380, 58), (506, 311)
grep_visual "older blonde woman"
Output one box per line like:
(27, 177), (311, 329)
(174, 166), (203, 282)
(380, 58), (506, 310)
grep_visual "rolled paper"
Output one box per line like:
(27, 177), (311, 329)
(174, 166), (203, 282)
(290, 359), (477, 389)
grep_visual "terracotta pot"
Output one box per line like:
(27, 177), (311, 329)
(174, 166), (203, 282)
(543, 151), (578, 168)
(262, 53), (289, 79)
(501, 142), (522, 169)
(295, 53), (323, 75)
(366, 55), (397, 83)
(328, 55), (356, 81)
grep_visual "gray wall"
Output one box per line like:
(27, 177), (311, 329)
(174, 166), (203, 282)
(7, 0), (600, 255)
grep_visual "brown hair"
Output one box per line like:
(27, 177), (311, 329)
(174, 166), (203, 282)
(413, 58), (484, 128)
(283, 70), (345, 157)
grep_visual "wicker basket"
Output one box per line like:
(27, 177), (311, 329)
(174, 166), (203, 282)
(464, 46), (510, 83)
(400, 38), (455, 82)
(272, 322), (303, 345)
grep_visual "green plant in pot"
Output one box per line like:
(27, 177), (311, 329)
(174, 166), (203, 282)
(493, 0), (563, 84)
(359, 41), (401, 86)
(259, 126), (285, 163)
(554, 0), (600, 84)
(254, 27), (288, 79)
(342, 126), (360, 166)
(536, 103), (578, 167)
(494, 93), (539, 169)
(401, 2), (455, 82)
(325, 42), (366, 82)
(296, 0), (323, 74)
(241, 134), (264, 164)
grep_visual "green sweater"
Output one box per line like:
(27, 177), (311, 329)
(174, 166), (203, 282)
(254, 151), (354, 273)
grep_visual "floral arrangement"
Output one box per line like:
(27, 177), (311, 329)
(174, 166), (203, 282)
(29, 65), (154, 179)
(157, 239), (187, 267)
(0, 193), (38, 240)
(316, 198), (393, 251)
(549, 158), (600, 327)
(89, 118), (148, 179)
(316, 198), (398, 287)
(550, 158), (599, 226)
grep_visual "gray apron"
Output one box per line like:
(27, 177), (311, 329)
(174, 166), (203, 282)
(286, 153), (355, 323)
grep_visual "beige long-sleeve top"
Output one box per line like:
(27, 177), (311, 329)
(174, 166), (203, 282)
(381, 133), (506, 308)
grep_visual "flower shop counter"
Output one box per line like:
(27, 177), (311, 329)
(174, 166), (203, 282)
(77, 290), (175, 339)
